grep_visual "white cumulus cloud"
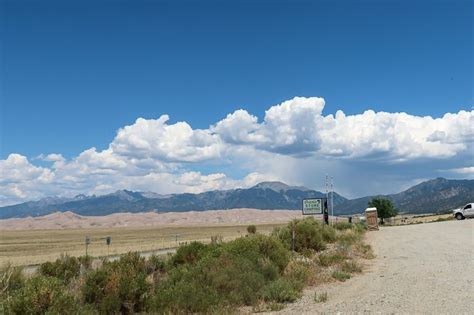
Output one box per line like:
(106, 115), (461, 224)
(111, 115), (223, 163)
(0, 96), (472, 206)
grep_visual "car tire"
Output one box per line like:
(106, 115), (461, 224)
(455, 213), (464, 220)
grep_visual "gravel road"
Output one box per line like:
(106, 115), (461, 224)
(274, 219), (474, 314)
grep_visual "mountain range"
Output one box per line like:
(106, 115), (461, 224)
(0, 178), (472, 219)
(336, 177), (474, 215)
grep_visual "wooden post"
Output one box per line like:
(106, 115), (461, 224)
(291, 224), (295, 253)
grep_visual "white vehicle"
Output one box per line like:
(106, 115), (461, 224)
(453, 203), (474, 220)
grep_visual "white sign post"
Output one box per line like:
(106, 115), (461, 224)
(302, 198), (323, 215)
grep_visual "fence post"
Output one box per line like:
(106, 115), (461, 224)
(291, 224), (295, 253)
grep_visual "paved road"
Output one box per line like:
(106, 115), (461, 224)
(276, 220), (474, 314)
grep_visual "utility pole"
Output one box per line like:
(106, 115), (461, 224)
(325, 174), (329, 202)
(324, 175), (329, 225)
(330, 176), (334, 225)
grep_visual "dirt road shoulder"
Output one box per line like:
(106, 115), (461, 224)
(272, 220), (474, 314)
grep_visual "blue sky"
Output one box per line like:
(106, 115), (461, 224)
(0, 0), (473, 205)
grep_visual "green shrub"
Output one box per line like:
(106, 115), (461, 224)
(273, 218), (336, 253)
(318, 251), (347, 267)
(5, 275), (77, 314)
(331, 270), (351, 282)
(145, 255), (166, 275)
(82, 269), (109, 307)
(341, 261), (362, 273)
(78, 255), (93, 270)
(151, 273), (221, 313)
(260, 258), (279, 282)
(38, 254), (89, 284)
(169, 241), (219, 267)
(262, 278), (300, 303)
(333, 221), (352, 230)
(203, 253), (267, 305)
(0, 264), (24, 296)
(283, 260), (310, 290)
(105, 251), (147, 273)
(354, 222), (368, 232)
(148, 235), (292, 313)
(336, 230), (362, 246)
(247, 225), (257, 234)
(223, 234), (290, 273)
(355, 243), (375, 259)
(83, 252), (150, 313)
(151, 253), (267, 312)
(320, 224), (337, 243)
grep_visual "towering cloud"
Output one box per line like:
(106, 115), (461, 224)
(0, 97), (472, 206)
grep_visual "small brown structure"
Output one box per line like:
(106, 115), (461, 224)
(365, 207), (379, 231)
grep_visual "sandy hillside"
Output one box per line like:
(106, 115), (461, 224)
(0, 209), (308, 230)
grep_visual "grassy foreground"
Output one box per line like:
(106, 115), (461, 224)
(0, 218), (373, 314)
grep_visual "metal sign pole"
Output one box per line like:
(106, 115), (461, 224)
(326, 175), (329, 224)
(291, 224), (295, 253)
(106, 236), (111, 256)
(85, 236), (90, 256)
(330, 176), (334, 225)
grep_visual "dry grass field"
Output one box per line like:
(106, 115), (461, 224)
(0, 223), (285, 267)
(1, 210), (452, 267)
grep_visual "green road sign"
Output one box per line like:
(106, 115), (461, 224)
(302, 198), (323, 215)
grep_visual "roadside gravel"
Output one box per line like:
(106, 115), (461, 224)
(272, 219), (474, 314)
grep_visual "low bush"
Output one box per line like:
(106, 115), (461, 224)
(331, 270), (351, 282)
(39, 256), (79, 284)
(333, 221), (352, 230)
(273, 218), (336, 253)
(145, 254), (166, 276)
(247, 225), (257, 234)
(82, 252), (150, 314)
(354, 222), (368, 232)
(341, 261), (362, 273)
(336, 230), (362, 246)
(5, 275), (77, 314)
(169, 241), (220, 267)
(151, 253), (267, 312)
(283, 260), (310, 289)
(318, 252), (347, 267)
(355, 243), (375, 259)
(223, 234), (290, 273)
(148, 234), (292, 313)
(38, 254), (91, 285)
(0, 264), (24, 296)
(78, 255), (93, 270)
(262, 278), (300, 303)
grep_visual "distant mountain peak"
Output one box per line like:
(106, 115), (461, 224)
(110, 190), (143, 201)
(253, 181), (310, 192)
(73, 194), (89, 200)
(405, 177), (450, 192)
(426, 177), (448, 183)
